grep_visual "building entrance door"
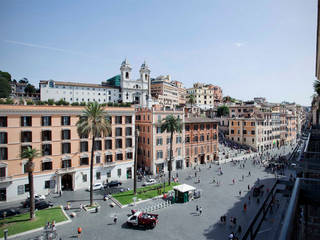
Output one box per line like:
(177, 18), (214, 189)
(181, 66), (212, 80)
(0, 188), (6, 201)
(61, 174), (73, 191)
(200, 155), (205, 164)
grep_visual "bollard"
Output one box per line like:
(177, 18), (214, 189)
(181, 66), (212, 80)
(3, 229), (8, 240)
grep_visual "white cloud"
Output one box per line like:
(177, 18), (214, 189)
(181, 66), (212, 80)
(4, 40), (89, 57)
(234, 42), (245, 47)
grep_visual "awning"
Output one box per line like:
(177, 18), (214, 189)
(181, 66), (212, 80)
(173, 184), (196, 193)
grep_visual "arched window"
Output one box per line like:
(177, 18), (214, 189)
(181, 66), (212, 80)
(125, 72), (129, 79)
(136, 84), (139, 89)
(145, 74), (148, 80)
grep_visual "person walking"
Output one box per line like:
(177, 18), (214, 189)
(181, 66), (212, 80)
(248, 171), (251, 177)
(242, 175), (244, 181)
(232, 179), (235, 185)
(237, 225), (242, 236)
(239, 190), (241, 196)
(248, 184), (250, 191)
(77, 227), (82, 239)
(199, 207), (202, 216)
(113, 215), (118, 224)
(196, 205), (199, 212)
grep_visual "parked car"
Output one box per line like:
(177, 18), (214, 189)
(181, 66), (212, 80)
(88, 183), (103, 191)
(34, 194), (46, 200)
(104, 181), (122, 188)
(142, 179), (157, 186)
(0, 208), (20, 219)
(127, 210), (158, 229)
(22, 199), (53, 209)
(35, 201), (53, 210)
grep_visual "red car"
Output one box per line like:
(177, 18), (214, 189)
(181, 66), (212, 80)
(127, 210), (158, 229)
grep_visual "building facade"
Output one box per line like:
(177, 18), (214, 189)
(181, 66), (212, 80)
(186, 82), (223, 110)
(0, 105), (135, 202)
(135, 106), (185, 175)
(185, 117), (219, 167)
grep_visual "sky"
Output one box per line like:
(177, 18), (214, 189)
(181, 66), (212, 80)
(0, 0), (317, 106)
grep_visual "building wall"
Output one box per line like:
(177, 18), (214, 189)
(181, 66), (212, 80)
(0, 105), (135, 202)
(136, 107), (185, 175)
(185, 120), (218, 167)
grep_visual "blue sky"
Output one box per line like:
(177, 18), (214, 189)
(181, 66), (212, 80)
(0, 0), (317, 106)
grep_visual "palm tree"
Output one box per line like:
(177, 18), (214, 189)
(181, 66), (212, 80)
(314, 80), (320, 95)
(188, 94), (196, 109)
(20, 147), (40, 220)
(161, 115), (182, 185)
(76, 102), (111, 206)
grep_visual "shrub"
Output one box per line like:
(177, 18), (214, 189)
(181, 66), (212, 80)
(107, 102), (113, 107)
(71, 102), (80, 106)
(0, 99), (5, 104)
(26, 100), (34, 105)
(113, 103), (119, 107)
(47, 99), (54, 105)
(80, 102), (86, 106)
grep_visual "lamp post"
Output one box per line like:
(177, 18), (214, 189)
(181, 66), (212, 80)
(134, 129), (139, 195)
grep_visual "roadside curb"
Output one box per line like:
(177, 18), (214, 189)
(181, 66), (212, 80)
(1, 205), (71, 240)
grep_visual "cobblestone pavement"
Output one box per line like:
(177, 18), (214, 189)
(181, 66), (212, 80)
(10, 144), (295, 240)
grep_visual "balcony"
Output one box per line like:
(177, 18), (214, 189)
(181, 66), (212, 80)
(104, 161), (116, 167)
(56, 167), (75, 174)
(0, 176), (12, 183)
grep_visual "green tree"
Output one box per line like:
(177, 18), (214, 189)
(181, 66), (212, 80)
(76, 102), (111, 206)
(20, 147), (40, 220)
(314, 80), (320, 95)
(217, 105), (229, 117)
(0, 71), (12, 98)
(161, 115), (182, 185)
(24, 84), (36, 94)
(188, 94), (196, 108)
(19, 77), (29, 84)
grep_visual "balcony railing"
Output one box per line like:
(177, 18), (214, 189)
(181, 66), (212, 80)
(56, 167), (75, 174)
(0, 176), (12, 183)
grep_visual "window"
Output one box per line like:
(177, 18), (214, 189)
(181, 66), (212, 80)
(177, 148), (181, 156)
(80, 141), (88, 152)
(185, 125), (190, 131)
(125, 116), (132, 124)
(80, 157), (89, 165)
(193, 135), (198, 142)
(0, 117), (7, 127)
(200, 135), (204, 142)
(251, 122), (255, 126)
(83, 174), (87, 182)
(80, 133), (88, 139)
(42, 162), (52, 171)
(244, 138), (246, 142)
(176, 136), (182, 144)
(200, 124), (204, 130)
(116, 139), (122, 148)
(115, 116), (122, 124)
(45, 180), (51, 189)
(194, 125), (198, 130)
(96, 155), (101, 164)
(105, 155), (113, 163)
(252, 138), (255, 143)
(21, 116), (32, 127)
(105, 140), (112, 150)
(116, 128), (122, 136)
(96, 172), (101, 180)
(25, 184), (30, 192)
(42, 130), (51, 141)
(252, 131), (255, 135)
(206, 124), (210, 130)
(62, 143), (71, 154)
(0, 167), (5, 177)
(126, 138), (132, 148)
(156, 138), (163, 146)
(125, 127), (132, 136)
(21, 131), (32, 142)
(41, 116), (51, 126)
(61, 116), (70, 126)
(126, 152), (133, 160)
(231, 121), (234, 126)
(156, 150), (163, 159)
(243, 130), (247, 134)
(42, 144), (52, 156)
(194, 147), (198, 154)
(0, 132), (7, 144)
(118, 168), (121, 176)
(116, 153), (123, 161)
(62, 130), (71, 140)
(93, 140), (101, 150)
(186, 136), (190, 143)
(156, 127), (162, 134)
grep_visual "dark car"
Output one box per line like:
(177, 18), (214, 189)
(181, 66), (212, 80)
(104, 180), (122, 188)
(0, 208), (20, 219)
(35, 201), (53, 210)
(22, 199), (53, 209)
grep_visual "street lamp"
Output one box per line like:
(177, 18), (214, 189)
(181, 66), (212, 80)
(134, 129), (139, 195)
